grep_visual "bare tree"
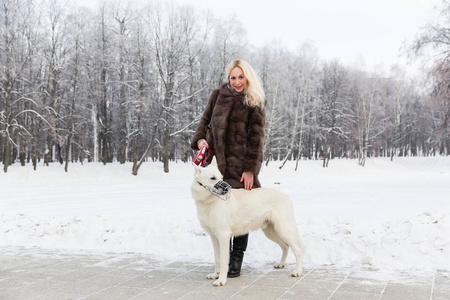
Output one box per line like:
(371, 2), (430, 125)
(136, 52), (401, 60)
(95, 4), (114, 165)
(111, 3), (134, 164)
(280, 43), (320, 170)
(210, 16), (248, 86)
(145, 2), (209, 173)
(39, 0), (70, 165)
(1, 0), (448, 173)
(0, 0), (37, 172)
(319, 61), (350, 167)
(130, 21), (150, 175)
(63, 7), (87, 172)
(350, 70), (383, 166)
(252, 43), (288, 165)
(411, 0), (450, 155)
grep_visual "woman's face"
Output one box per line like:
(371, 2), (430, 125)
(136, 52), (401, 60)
(229, 67), (248, 93)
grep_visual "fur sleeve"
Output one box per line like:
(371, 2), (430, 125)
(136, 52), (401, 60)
(190, 89), (219, 150)
(244, 104), (266, 173)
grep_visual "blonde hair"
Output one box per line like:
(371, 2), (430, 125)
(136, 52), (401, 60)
(226, 59), (266, 108)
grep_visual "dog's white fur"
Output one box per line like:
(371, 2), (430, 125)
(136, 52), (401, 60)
(191, 157), (304, 286)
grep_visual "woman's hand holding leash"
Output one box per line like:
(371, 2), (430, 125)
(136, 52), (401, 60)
(197, 139), (209, 149)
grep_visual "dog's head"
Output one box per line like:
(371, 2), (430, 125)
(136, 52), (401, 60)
(192, 156), (231, 201)
(194, 156), (223, 187)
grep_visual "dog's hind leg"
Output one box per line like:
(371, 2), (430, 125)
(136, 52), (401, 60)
(262, 223), (289, 269)
(291, 231), (304, 277)
(288, 231), (304, 277)
(206, 235), (220, 280)
(275, 224), (304, 277)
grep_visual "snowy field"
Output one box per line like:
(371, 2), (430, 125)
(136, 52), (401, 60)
(1, 156), (450, 274)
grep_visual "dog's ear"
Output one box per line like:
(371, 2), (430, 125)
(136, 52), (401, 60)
(193, 163), (202, 175)
(211, 156), (217, 166)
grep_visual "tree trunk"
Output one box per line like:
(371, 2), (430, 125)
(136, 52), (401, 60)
(132, 105), (165, 176)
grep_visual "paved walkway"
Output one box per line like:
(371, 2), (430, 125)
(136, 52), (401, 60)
(0, 246), (449, 300)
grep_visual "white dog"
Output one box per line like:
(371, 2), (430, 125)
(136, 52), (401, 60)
(191, 157), (304, 286)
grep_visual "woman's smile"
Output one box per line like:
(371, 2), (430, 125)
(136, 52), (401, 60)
(229, 67), (247, 92)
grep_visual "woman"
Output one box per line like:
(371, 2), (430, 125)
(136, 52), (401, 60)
(191, 59), (266, 278)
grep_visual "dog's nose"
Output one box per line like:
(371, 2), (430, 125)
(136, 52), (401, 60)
(213, 181), (231, 195)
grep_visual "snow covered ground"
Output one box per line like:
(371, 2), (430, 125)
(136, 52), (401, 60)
(1, 156), (450, 274)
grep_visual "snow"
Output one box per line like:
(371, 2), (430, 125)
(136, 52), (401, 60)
(1, 156), (450, 274)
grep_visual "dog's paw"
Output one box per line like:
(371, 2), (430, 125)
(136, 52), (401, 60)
(206, 272), (219, 280)
(291, 269), (303, 277)
(274, 263), (285, 269)
(213, 278), (227, 286)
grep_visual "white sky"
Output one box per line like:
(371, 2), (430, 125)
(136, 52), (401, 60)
(78, 0), (442, 75)
(176, 0), (441, 73)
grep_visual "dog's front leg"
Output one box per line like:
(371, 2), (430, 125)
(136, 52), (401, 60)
(206, 235), (220, 280)
(213, 234), (230, 287)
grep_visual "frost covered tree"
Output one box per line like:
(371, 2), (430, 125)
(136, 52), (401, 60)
(0, 0), (40, 172)
(254, 42), (291, 165)
(131, 3), (210, 174)
(319, 61), (351, 167)
(0, 0), (447, 174)
(349, 70), (384, 166)
(411, 0), (450, 155)
(279, 43), (320, 170)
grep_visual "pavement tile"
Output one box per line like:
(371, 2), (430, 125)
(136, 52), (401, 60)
(173, 268), (213, 282)
(0, 275), (39, 289)
(0, 279), (69, 300)
(56, 266), (111, 283)
(433, 292), (450, 300)
(434, 270), (450, 296)
(337, 275), (386, 294)
(58, 275), (130, 295)
(0, 246), (443, 300)
(84, 286), (149, 300)
(118, 269), (181, 289)
(337, 281), (386, 294)
(163, 261), (203, 270)
(330, 290), (382, 300)
(32, 291), (86, 300)
(285, 283), (341, 300)
(381, 284), (432, 300)
(131, 280), (206, 300)
(0, 268), (28, 280)
(179, 284), (242, 300)
(106, 264), (157, 277)
(234, 286), (288, 300)
(252, 270), (302, 288)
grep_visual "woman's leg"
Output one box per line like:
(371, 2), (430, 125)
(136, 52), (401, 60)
(228, 233), (249, 278)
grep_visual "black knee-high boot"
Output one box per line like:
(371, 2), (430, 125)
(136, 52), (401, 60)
(228, 233), (249, 278)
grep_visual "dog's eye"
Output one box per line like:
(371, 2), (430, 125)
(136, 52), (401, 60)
(210, 176), (216, 180)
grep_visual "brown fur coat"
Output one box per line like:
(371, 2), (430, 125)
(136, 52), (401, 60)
(191, 83), (266, 188)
